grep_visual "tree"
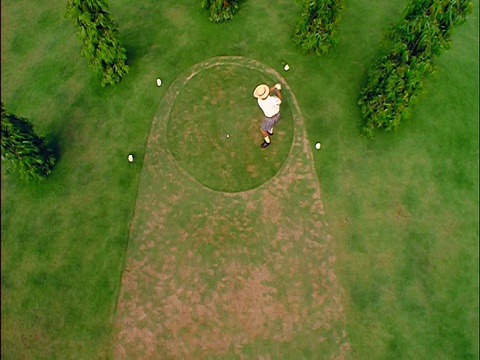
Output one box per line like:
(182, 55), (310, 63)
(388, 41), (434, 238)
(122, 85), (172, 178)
(293, 0), (345, 55)
(1, 103), (56, 181)
(358, 0), (473, 137)
(66, 0), (129, 87)
(201, 0), (239, 23)
(388, 0), (473, 57)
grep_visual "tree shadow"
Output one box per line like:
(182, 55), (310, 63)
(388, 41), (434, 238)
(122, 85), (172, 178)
(124, 42), (146, 67)
(122, 27), (155, 67)
(45, 131), (62, 164)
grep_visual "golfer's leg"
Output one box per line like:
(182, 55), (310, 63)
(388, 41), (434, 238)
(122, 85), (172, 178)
(261, 129), (270, 143)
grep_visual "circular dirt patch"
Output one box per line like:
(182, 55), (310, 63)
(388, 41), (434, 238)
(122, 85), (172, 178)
(167, 65), (294, 192)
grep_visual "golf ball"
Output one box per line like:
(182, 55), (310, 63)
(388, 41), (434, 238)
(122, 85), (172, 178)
(226, 134), (230, 138)
(128, 154), (134, 162)
(156, 78), (162, 87)
(284, 64), (290, 71)
(315, 142), (321, 150)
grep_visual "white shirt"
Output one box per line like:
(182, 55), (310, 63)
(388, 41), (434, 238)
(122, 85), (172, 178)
(257, 96), (281, 118)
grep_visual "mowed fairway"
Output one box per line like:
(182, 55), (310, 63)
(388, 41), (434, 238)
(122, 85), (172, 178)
(114, 57), (349, 358)
(1, 0), (478, 358)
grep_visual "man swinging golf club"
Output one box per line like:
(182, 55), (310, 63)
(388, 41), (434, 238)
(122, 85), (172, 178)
(253, 83), (282, 148)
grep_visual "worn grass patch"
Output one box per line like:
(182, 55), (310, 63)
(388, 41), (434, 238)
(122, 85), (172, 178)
(167, 64), (293, 192)
(114, 57), (350, 358)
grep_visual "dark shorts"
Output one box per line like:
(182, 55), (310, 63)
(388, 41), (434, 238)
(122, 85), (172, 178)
(260, 112), (281, 133)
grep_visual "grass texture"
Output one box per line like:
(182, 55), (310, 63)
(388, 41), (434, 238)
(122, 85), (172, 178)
(114, 57), (348, 358)
(1, 0), (478, 358)
(167, 64), (293, 191)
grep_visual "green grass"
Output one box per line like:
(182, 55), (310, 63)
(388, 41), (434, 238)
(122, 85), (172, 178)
(116, 74), (348, 355)
(1, 0), (478, 358)
(307, 1), (479, 358)
(167, 64), (293, 191)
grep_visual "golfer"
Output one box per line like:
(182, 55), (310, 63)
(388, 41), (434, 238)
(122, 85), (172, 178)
(253, 83), (282, 148)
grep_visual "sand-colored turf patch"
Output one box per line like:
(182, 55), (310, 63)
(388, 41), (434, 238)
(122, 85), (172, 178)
(113, 57), (350, 359)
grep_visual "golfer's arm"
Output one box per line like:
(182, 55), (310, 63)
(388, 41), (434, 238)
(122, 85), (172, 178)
(269, 86), (282, 101)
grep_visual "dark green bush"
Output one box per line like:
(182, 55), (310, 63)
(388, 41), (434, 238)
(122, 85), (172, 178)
(358, 0), (473, 137)
(66, 0), (129, 87)
(1, 104), (56, 180)
(292, 0), (345, 55)
(389, 0), (473, 56)
(201, 0), (239, 23)
(359, 47), (435, 138)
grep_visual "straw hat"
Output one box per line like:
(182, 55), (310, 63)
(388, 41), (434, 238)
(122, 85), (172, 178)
(253, 84), (269, 99)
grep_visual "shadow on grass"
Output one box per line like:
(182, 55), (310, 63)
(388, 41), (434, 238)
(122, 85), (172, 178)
(124, 42), (147, 68)
(46, 131), (62, 165)
(122, 24), (156, 68)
